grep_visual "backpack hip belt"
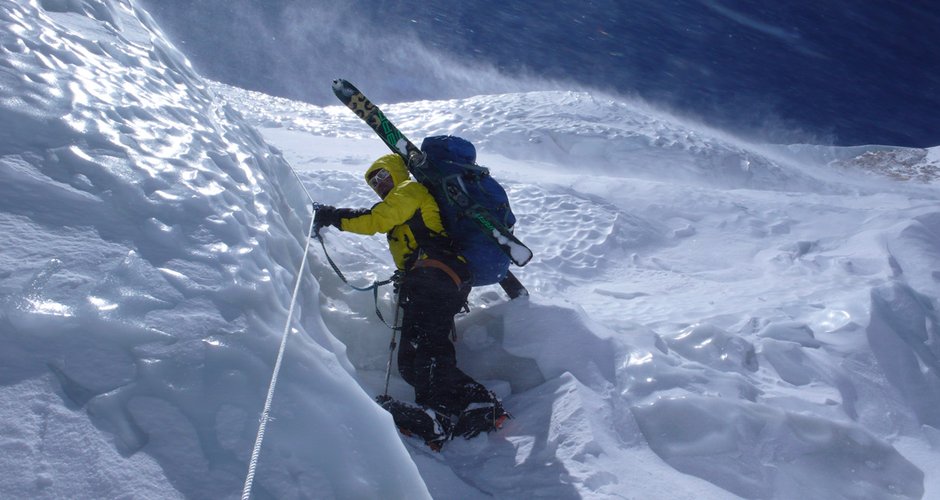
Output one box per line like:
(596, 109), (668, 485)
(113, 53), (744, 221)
(413, 258), (463, 288)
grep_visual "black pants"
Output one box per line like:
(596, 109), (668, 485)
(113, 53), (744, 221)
(397, 266), (494, 417)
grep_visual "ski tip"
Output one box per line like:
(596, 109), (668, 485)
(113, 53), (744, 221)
(332, 78), (356, 98)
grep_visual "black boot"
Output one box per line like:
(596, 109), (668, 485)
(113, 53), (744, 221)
(452, 398), (511, 439)
(376, 395), (454, 451)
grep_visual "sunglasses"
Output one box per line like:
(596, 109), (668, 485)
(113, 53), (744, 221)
(368, 168), (394, 194)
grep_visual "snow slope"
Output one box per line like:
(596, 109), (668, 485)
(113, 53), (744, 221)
(0, 1), (427, 498)
(3, 1), (940, 499)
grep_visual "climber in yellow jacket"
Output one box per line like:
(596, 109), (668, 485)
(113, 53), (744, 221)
(326, 153), (461, 276)
(314, 154), (508, 449)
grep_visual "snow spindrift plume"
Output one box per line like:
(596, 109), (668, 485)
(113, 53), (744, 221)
(3, 1), (940, 500)
(141, 0), (560, 106)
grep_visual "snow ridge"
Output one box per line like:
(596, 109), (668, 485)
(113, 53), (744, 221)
(1, 1), (428, 498)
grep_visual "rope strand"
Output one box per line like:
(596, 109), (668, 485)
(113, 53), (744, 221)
(241, 209), (317, 500)
(241, 167), (395, 498)
(312, 233), (399, 329)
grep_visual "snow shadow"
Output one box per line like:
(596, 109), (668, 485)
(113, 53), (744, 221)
(442, 298), (624, 498)
(620, 319), (925, 499)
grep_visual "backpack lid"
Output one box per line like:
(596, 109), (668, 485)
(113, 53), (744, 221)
(421, 136), (476, 165)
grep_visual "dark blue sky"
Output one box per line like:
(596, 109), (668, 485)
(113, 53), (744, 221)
(142, 0), (940, 147)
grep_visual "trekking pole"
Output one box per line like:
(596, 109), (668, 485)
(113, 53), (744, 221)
(382, 292), (403, 397)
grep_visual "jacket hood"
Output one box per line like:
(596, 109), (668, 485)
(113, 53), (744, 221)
(365, 154), (410, 187)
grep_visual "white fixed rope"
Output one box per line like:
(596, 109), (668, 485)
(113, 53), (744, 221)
(241, 168), (318, 500)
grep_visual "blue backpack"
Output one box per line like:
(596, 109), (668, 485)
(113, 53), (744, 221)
(418, 136), (516, 286)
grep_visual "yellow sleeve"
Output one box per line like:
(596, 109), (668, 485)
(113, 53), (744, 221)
(339, 186), (421, 235)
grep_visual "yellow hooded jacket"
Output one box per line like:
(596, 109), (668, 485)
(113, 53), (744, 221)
(339, 154), (449, 270)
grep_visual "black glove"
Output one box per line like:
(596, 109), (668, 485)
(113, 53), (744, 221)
(313, 205), (342, 230)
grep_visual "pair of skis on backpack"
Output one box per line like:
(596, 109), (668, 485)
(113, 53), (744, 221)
(376, 395), (511, 451)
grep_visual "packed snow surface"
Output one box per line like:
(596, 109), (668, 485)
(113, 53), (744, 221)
(2, 1), (940, 499)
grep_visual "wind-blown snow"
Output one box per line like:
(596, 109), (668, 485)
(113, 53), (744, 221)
(3, 1), (940, 499)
